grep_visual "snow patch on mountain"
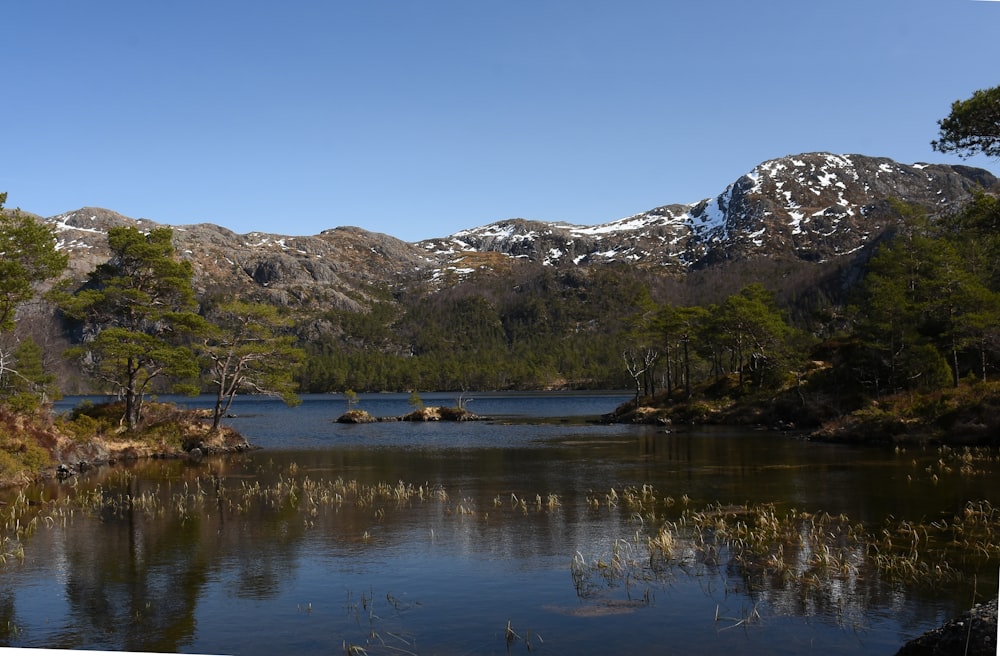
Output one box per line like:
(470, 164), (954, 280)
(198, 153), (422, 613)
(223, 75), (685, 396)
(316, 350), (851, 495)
(40, 153), (999, 290)
(420, 152), (997, 274)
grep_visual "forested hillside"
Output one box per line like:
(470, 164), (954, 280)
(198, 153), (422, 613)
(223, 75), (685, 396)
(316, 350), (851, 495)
(2, 86), (1000, 441)
(16, 153), (994, 397)
(299, 264), (648, 391)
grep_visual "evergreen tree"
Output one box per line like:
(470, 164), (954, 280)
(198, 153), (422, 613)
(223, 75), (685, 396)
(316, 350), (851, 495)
(932, 84), (1000, 158)
(57, 226), (203, 430)
(0, 337), (58, 412)
(0, 193), (68, 409)
(854, 227), (957, 393)
(200, 301), (305, 432)
(656, 304), (711, 398)
(0, 193), (68, 332)
(712, 284), (796, 392)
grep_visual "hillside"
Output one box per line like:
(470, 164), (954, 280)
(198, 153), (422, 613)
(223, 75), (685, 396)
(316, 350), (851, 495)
(23, 151), (1000, 393)
(420, 153), (996, 270)
(46, 152), (997, 300)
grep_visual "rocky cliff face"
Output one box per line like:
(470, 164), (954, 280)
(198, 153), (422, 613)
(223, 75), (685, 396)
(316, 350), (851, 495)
(426, 153), (998, 274)
(685, 153), (995, 266)
(51, 210), (435, 312)
(45, 152), (999, 309)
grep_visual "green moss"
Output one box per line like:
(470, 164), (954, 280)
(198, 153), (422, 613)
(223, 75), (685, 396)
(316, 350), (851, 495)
(139, 419), (187, 449)
(56, 413), (104, 443)
(0, 426), (52, 482)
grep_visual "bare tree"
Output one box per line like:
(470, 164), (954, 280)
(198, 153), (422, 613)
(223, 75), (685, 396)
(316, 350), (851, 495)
(624, 347), (658, 407)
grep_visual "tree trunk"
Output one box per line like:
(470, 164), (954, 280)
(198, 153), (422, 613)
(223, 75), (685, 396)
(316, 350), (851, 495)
(211, 384), (226, 432)
(683, 339), (692, 398)
(124, 357), (139, 431)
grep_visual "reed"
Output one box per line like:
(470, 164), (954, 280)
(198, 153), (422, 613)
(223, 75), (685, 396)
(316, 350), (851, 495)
(504, 619), (540, 651)
(575, 487), (1000, 601)
(715, 603), (761, 631)
(4, 461), (998, 633)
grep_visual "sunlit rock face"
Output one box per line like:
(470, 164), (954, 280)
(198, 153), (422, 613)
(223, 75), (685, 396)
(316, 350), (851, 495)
(46, 153), (998, 303)
(426, 153), (997, 273)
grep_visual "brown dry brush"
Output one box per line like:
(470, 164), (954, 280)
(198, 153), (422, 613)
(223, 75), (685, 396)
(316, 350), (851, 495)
(577, 486), (1000, 595)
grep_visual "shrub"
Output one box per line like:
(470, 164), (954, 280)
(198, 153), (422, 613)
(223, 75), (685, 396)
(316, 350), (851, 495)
(0, 425), (52, 483)
(57, 413), (104, 443)
(672, 401), (715, 424)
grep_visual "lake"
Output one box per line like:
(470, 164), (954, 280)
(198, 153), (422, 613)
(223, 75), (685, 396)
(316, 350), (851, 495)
(1, 392), (998, 655)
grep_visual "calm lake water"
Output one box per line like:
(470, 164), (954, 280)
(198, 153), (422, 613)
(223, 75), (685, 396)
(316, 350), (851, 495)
(2, 392), (998, 655)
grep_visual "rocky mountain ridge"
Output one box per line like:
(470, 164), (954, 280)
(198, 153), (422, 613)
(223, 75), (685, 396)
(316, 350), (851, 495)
(421, 153), (998, 272)
(44, 152), (999, 309)
(50, 211), (432, 312)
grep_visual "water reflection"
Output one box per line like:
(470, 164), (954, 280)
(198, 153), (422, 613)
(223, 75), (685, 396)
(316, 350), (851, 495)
(1, 397), (997, 654)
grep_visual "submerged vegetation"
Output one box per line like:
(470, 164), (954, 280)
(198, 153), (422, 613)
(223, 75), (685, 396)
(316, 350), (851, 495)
(0, 440), (996, 651)
(4, 457), (998, 596)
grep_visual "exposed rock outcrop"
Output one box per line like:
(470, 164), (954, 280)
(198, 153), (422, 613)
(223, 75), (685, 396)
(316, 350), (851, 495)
(45, 154), (997, 306)
(427, 153), (998, 274)
(896, 598), (997, 656)
(40, 153), (998, 316)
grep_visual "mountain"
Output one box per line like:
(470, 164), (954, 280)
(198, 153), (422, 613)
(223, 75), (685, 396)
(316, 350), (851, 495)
(51, 210), (434, 312)
(420, 153), (998, 274)
(26, 151), (1000, 393)
(45, 152), (998, 310)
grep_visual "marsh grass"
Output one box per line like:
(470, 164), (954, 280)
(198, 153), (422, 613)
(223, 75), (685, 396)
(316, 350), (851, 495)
(2, 456), (998, 653)
(339, 587), (421, 656)
(5, 465), (998, 598)
(573, 485), (1000, 615)
(715, 603), (762, 632)
(504, 620), (540, 653)
(570, 482), (1000, 630)
(0, 490), (55, 564)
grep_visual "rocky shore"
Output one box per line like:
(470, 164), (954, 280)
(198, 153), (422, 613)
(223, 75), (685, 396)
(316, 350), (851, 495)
(51, 426), (258, 481)
(336, 406), (483, 423)
(896, 597), (997, 656)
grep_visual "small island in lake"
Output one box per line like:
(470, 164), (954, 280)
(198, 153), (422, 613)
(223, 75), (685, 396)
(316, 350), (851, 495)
(337, 405), (483, 423)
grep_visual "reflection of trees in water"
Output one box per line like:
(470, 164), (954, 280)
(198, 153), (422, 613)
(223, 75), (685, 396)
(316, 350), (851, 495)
(225, 501), (305, 601)
(57, 477), (208, 652)
(48, 463), (311, 651)
(0, 592), (17, 643)
(43, 458), (441, 650)
(5, 449), (996, 652)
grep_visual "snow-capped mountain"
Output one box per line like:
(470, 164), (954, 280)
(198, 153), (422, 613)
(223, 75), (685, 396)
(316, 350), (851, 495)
(420, 153), (997, 274)
(44, 152), (998, 307)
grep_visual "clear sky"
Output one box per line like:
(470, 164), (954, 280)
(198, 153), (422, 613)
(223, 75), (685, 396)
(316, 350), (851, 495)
(3, 1), (998, 242)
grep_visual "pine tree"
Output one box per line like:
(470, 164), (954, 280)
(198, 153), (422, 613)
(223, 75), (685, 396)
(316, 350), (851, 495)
(200, 301), (304, 432)
(932, 84), (1000, 158)
(713, 284), (796, 392)
(0, 193), (68, 409)
(57, 226), (204, 430)
(0, 193), (68, 332)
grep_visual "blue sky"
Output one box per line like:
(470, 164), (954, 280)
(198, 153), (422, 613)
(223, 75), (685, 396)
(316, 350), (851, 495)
(3, 1), (998, 242)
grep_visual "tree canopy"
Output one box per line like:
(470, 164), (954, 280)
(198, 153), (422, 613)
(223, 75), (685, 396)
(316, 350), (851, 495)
(57, 226), (204, 430)
(200, 301), (304, 432)
(0, 193), (67, 410)
(932, 85), (1000, 159)
(0, 193), (67, 332)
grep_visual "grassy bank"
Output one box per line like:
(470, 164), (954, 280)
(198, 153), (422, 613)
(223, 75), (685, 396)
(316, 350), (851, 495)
(811, 382), (1000, 445)
(0, 401), (253, 488)
(609, 375), (1000, 446)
